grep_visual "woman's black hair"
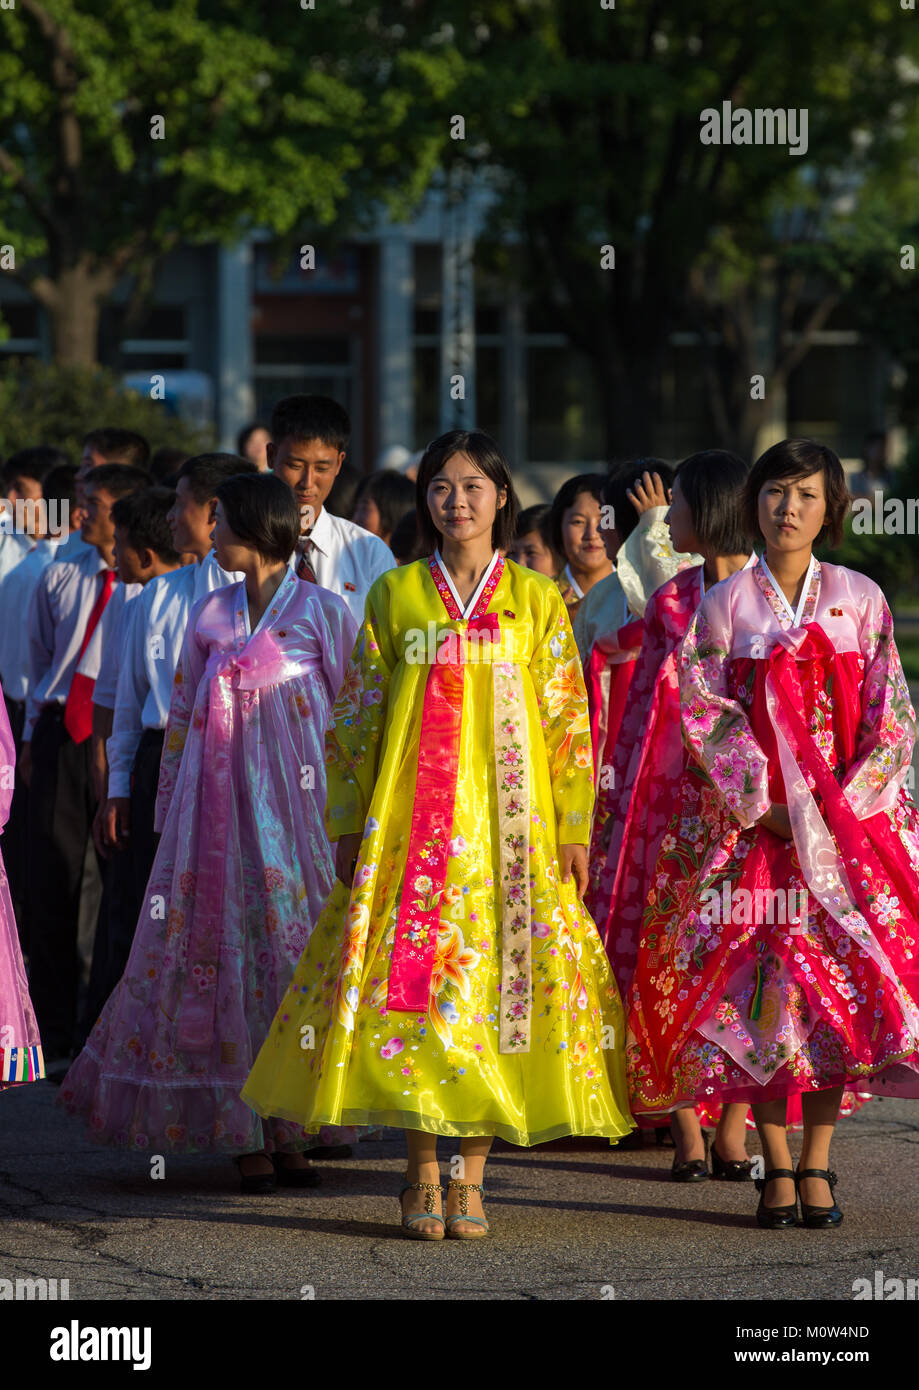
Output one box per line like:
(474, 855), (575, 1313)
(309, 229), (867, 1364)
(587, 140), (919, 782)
(744, 438), (849, 548)
(214, 471), (300, 564)
(514, 502), (551, 540)
(389, 508), (423, 565)
(601, 459), (674, 544)
(353, 469), (416, 538)
(547, 474), (606, 561)
(674, 449), (750, 555)
(415, 429), (519, 553)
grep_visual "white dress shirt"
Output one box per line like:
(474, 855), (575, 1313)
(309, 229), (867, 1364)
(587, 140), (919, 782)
(90, 584), (141, 710)
(106, 551), (240, 798)
(295, 506), (395, 623)
(25, 547), (140, 740)
(0, 529), (31, 585)
(0, 538), (65, 700)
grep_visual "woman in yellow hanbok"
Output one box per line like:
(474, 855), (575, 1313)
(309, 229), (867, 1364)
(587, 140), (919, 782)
(242, 430), (634, 1239)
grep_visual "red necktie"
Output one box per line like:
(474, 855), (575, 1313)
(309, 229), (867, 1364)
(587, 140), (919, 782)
(295, 537), (317, 585)
(63, 568), (116, 744)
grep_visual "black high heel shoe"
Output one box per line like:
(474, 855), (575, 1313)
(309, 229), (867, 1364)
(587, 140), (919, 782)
(671, 1129), (710, 1182)
(754, 1167), (798, 1228)
(271, 1153), (322, 1188)
(795, 1167), (843, 1228)
(711, 1137), (754, 1182)
(234, 1153), (276, 1194)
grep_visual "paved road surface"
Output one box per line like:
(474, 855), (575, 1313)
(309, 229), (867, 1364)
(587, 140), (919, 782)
(1, 1082), (917, 1300)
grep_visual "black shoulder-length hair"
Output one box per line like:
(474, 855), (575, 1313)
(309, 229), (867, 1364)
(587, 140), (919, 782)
(215, 471), (300, 564)
(744, 438), (849, 548)
(415, 429), (519, 553)
(674, 449), (751, 555)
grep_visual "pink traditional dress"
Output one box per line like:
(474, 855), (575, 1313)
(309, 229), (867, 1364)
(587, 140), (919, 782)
(0, 681), (44, 1088)
(57, 569), (356, 1151)
(574, 508), (699, 799)
(627, 556), (919, 1116)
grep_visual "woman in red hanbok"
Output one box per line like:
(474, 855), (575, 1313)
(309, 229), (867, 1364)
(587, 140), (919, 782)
(588, 450), (755, 1178)
(627, 439), (919, 1228)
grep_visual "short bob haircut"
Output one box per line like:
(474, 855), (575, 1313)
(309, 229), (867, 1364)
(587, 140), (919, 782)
(601, 459), (674, 545)
(548, 474), (606, 560)
(415, 429), (519, 554)
(674, 449), (750, 555)
(744, 438), (849, 548)
(215, 471), (300, 564)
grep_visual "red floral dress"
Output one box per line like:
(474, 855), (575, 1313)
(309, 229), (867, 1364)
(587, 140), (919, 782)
(627, 557), (919, 1114)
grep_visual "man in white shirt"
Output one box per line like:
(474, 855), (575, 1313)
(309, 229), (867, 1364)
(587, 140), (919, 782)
(0, 459), (80, 932)
(99, 453), (252, 974)
(0, 445), (72, 587)
(78, 486), (184, 1045)
(22, 463), (149, 1064)
(268, 394), (395, 623)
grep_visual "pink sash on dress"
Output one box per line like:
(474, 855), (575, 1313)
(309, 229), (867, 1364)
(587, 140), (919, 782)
(387, 555), (535, 1052)
(177, 599), (325, 1052)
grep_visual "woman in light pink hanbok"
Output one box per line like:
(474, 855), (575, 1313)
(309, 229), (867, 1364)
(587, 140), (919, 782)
(627, 440), (919, 1229)
(58, 473), (356, 1189)
(0, 680), (44, 1089)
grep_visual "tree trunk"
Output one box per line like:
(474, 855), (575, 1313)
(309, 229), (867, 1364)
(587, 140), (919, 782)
(47, 264), (101, 365)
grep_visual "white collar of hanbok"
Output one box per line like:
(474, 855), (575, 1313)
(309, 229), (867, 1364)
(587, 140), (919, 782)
(562, 563), (585, 600)
(433, 548), (501, 619)
(758, 551), (818, 627)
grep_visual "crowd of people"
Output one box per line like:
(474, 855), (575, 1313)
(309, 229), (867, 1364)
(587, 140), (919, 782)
(1, 395), (918, 1243)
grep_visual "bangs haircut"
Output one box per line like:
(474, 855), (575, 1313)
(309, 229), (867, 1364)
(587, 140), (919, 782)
(112, 487), (180, 564)
(177, 452), (258, 505)
(83, 463), (151, 500)
(745, 438), (849, 548)
(215, 471), (300, 564)
(548, 474), (606, 559)
(415, 429), (519, 553)
(269, 394), (351, 454)
(601, 459), (673, 544)
(674, 449), (751, 555)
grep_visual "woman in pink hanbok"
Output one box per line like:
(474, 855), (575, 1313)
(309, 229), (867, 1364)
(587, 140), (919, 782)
(58, 473), (356, 1189)
(0, 680), (44, 1089)
(588, 450), (756, 1177)
(627, 439), (919, 1228)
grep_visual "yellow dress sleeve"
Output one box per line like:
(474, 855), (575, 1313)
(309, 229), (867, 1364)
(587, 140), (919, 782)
(324, 579), (396, 839)
(529, 578), (595, 846)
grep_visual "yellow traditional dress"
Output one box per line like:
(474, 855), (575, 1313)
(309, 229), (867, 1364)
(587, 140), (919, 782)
(242, 551), (634, 1145)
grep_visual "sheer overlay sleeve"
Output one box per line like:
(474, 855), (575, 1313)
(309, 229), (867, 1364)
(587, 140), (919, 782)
(153, 598), (208, 833)
(323, 581), (396, 840)
(529, 580), (594, 846)
(843, 593), (916, 818)
(679, 589), (771, 830)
